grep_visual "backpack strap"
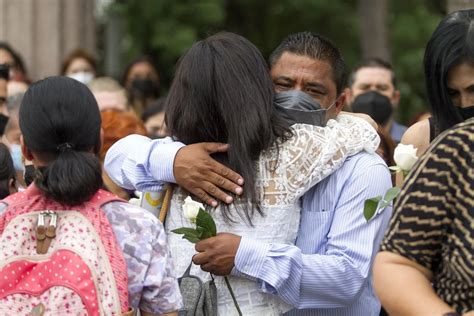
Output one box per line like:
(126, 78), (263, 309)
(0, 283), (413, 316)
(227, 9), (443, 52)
(158, 184), (174, 223)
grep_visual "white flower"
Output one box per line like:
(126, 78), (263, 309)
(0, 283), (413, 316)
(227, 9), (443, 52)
(182, 196), (204, 222)
(394, 144), (418, 171)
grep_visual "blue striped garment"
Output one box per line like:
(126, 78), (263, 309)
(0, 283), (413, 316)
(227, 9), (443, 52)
(233, 152), (392, 316)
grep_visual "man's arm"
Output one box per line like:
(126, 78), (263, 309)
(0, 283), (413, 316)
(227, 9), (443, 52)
(104, 135), (244, 206)
(194, 160), (392, 309)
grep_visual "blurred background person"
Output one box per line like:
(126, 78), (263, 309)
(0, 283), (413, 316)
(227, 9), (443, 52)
(89, 77), (129, 112)
(346, 57), (406, 143)
(100, 109), (147, 199)
(0, 64), (8, 135)
(121, 56), (160, 115)
(61, 48), (97, 85)
(0, 142), (17, 199)
(401, 9), (474, 156)
(141, 96), (168, 138)
(0, 42), (29, 83)
(1, 93), (26, 188)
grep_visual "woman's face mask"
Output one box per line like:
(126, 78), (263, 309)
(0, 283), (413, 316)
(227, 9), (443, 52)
(459, 105), (474, 121)
(68, 71), (94, 85)
(129, 78), (159, 99)
(10, 143), (24, 172)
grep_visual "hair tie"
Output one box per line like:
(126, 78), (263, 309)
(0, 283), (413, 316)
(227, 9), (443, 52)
(56, 142), (74, 153)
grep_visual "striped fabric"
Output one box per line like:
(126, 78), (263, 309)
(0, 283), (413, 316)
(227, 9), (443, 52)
(381, 118), (474, 313)
(104, 135), (184, 192)
(234, 152), (393, 315)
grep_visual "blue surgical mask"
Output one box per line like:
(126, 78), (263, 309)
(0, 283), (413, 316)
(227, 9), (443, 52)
(10, 144), (24, 172)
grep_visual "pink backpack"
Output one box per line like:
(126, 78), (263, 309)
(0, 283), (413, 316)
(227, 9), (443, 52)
(0, 185), (130, 316)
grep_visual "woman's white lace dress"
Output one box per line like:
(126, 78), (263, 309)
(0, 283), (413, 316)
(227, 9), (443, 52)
(165, 115), (380, 315)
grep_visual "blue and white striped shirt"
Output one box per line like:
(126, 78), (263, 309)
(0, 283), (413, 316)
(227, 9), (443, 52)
(104, 136), (392, 315)
(234, 152), (392, 316)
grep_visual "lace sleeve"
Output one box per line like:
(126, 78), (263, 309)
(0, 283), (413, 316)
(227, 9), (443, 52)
(260, 114), (379, 205)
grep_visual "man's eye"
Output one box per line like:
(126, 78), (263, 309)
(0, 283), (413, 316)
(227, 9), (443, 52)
(306, 88), (323, 96)
(275, 83), (291, 90)
(447, 89), (459, 96)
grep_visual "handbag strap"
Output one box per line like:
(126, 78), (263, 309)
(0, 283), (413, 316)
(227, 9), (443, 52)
(158, 184), (174, 223)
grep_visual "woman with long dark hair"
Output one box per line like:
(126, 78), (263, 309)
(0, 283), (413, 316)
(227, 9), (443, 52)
(148, 32), (379, 314)
(401, 9), (474, 155)
(0, 77), (181, 315)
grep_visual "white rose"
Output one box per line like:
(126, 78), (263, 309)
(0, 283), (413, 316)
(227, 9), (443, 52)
(182, 196), (204, 222)
(394, 144), (419, 171)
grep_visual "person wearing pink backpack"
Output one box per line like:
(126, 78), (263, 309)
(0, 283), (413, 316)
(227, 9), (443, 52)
(0, 76), (181, 316)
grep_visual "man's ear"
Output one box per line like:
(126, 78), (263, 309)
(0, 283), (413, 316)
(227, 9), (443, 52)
(342, 87), (353, 111)
(20, 135), (34, 161)
(334, 91), (347, 115)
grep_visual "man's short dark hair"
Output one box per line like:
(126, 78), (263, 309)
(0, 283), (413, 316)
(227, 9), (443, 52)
(349, 57), (397, 88)
(269, 32), (347, 94)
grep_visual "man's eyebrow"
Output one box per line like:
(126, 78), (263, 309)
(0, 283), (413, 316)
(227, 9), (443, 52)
(273, 76), (294, 83)
(305, 82), (328, 93)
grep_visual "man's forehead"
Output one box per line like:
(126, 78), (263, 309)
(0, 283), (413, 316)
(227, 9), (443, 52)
(271, 53), (336, 84)
(353, 67), (393, 84)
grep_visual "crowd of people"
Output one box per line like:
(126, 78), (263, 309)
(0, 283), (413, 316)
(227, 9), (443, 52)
(0, 8), (471, 316)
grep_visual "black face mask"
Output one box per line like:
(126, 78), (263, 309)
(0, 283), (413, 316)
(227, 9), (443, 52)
(130, 78), (159, 100)
(0, 114), (8, 135)
(274, 90), (331, 127)
(351, 91), (393, 126)
(24, 165), (36, 186)
(459, 105), (474, 121)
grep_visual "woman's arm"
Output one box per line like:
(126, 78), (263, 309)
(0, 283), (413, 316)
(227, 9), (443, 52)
(400, 119), (430, 156)
(374, 251), (455, 316)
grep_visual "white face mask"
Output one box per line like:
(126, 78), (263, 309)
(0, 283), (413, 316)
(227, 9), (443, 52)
(68, 72), (94, 85)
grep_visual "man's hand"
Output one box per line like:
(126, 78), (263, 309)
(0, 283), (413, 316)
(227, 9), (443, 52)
(193, 233), (242, 276)
(174, 143), (244, 207)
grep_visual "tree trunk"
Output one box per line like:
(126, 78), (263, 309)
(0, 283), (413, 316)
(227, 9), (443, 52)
(447, 0), (474, 13)
(358, 0), (390, 62)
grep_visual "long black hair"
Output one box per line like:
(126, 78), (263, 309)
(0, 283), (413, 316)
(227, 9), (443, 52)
(424, 9), (474, 135)
(19, 76), (103, 205)
(0, 143), (15, 199)
(166, 32), (292, 223)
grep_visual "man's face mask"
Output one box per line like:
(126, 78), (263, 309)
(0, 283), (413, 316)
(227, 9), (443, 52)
(459, 105), (474, 121)
(274, 90), (335, 127)
(351, 91), (393, 126)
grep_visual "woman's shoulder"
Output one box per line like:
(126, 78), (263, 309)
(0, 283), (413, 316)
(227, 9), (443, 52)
(401, 119), (431, 156)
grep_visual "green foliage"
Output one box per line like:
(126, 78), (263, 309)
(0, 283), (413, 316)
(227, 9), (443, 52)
(389, 0), (443, 123)
(364, 196), (382, 222)
(107, 0), (443, 123)
(172, 209), (217, 243)
(364, 186), (401, 222)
